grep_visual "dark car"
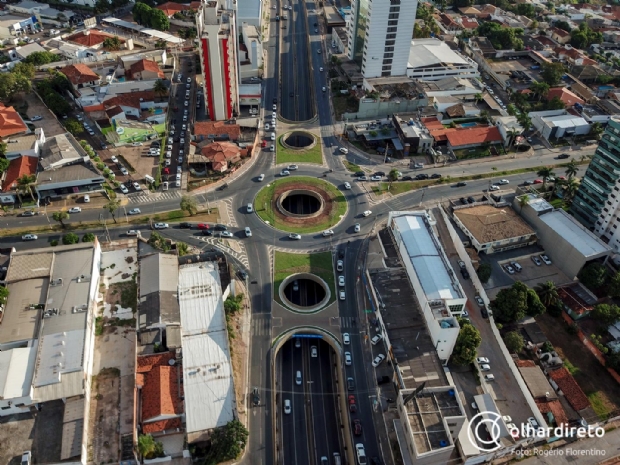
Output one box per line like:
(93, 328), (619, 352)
(252, 387), (260, 406)
(467, 196), (475, 204)
(481, 307), (489, 319)
(430, 173), (442, 179)
(353, 419), (363, 436)
(179, 222), (192, 229)
(557, 153), (570, 159)
(214, 224), (228, 231)
(522, 180), (533, 186)
(461, 268), (470, 279)
(238, 270), (248, 280)
(371, 457), (382, 465)
(456, 182), (467, 187)
(377, 375), (390, 385)
(347, 377), (355, 391)
(401, 176), (412, 181)
(338, 249), (345, 259)
(354, 171), (366, 177)
(375, 171), (385, 176)
(218, 183), (229, 191)
(202, 230), (213, 236)
(459, 197), (467, 205)
(416, 174), (429, 180)
(273, 97), (277, 104)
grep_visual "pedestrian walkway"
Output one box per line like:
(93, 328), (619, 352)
(251, 314), (272, 336)
(127, 190), (182, 204)
(198, 236), (249, 268)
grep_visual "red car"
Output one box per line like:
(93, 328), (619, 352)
(197, 223), (209, 230)
(163, 167), (170, 174)
(348, 395), (357, 413)
(261, 140), (267, 148)
(533, 179), (543, 184)
(353, 419), (363, 436)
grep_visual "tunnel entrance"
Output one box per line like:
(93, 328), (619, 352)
(284, 133), (313, 148)
(282, 194), (321, 215)
(284, 278), (327, 307)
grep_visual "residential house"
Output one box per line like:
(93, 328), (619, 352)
(195, 141), (248, 172)
(157, 2), (190, 18)
(4, 130), (45, 161)
(7, 43), (47, 61)
(493, 116), (524, 148)
(550, 27), (571, 44)
(129, 59), (165, 81)
(0, 103), (28, 138)
(392, 114), (434, 155)
(458, 6), (481, 16)
(459, 16), (478, 29)
(1, 156), (38, 194)
(445, 126), (503, 151)
(119, 50), (167, 69)
(193, 121), (241, 142)
(546, 87), (585, 108)
(555, 45), (598, 67)
(66, 29), (125, 49)
(61, 64), (101, 89)
(436, 13), (462, 34)
(548, 368), (591, 413)
(558, 283), (597, 320)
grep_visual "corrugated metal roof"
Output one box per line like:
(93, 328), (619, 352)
(179, 263), (234, 435)
(540, 210), (610, 257)
(140, 253), (179, 297)
(0, 344), (37, 399)
(393, 214), (462, 301)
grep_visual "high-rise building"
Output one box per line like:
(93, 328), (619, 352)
(347, 0), (418, 78)
(196, 0), (239, 121)
(571, 116), (620, 243)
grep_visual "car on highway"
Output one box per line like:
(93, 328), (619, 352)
(338, 275), (345, 287)
(187, 77), (191, 83)
(258, 174), (265, 181)
(287, 164), (298, 170)
(372, 353), (386, 367)
(489, 185), (500, 191)
(345, 352), (352, 366)
(280, 170), (290, 176)
(284, 399), (291, 414)
(218, 231), (234, 238)
(252, 387), (260, 406)
(348, 394), (357, 411)
(322, 229), (334, 237)
(353, 419), (363, 436)
(343, 182), (351, 189)
(475, 296), (485, 307)
(456, 182), (467, 187)
(288, 233), (301, 240)
(154, 223), (169, 229)
(477, 357), (490, 364)
(480, 364), (491, 371)
(522, 180), (533, 185)
(362, 210), (372, 217)
(22, 234), (37, 241)
(21, 210), (36, 217)
(319, 67), (323, 71)
(342, 332), (350, 344)
(557, 153), (570, 159)
(540, 254), (552, 265)
(498, 179), (510, 185)
(337, 260), (344, 271)
(354, 223), (361, 233)
(339, 147), (348, 154)
(133, 182), (141, 191)
(371, 334), (383, 345)
(68, 207), (81, 213)
(311, 345), (318, 357)
(339, 290), (346, 300)
(128, 208), (141, 215)
(179, 222), (192, 229)
(531, 255), (542, 266)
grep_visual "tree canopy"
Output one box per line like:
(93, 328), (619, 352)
(206, 420), (249, 465)
(477, 22), (524, 50)
(504, 331), (525, 354)
(541, 62), (565, 87)
(493, 281), (545, 324)
(578, 262), (608, 292)
(23, 51), (62, 66)
(570, 23), (602, 49)
(451, 321), (482, 366)
(591, 304), (620, 327)
(133, 2), (170, 31)
(180, 195), (198, 216)
(62, 233), (79, 245)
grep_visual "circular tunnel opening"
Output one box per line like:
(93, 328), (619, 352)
(284, 133), (313, 148)
(282, 194), (321, 215)
(284, 278), (327, 307)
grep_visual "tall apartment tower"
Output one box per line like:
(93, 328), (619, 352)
(196, 0), (239, 121)
(571, 116), (620, 247)
(346, 0), (418, 78)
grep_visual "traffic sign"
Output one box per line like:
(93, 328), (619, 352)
(364, 309), (373, 313)
(292, 334), (323, 339)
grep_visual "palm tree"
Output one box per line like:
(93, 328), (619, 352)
(535, 281), (560, 308)
(562, 177), (580, 205)
(565, 159), (578, 179)
(530, 81), (550, 101)
(17, 174), (36, 201)
(152, 79), (168, 103)
(474, 93), (483, 104)
(517, 194), (530, 212)
(517, 113), (532, 132)
(387, 169), (399, 189)
(537, 167), (554, 191)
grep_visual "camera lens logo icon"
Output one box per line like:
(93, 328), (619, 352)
(468, 411), (504, 452)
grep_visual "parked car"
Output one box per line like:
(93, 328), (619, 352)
(377, 375), (390, 384)
(68, 207), (81, 213)
(21, 211), (36, 217)
(504, 265), (515, 274)
(476, 357), (490, 364)
(540, 254), (552, 265)
(31, 115), (42, 121)
(179, 222), (192, 229)
(128, 208), (141, 215)
(531, 256), (542, 266)
(480, 364), (491, 371)
(22, 234), (37, 241)
(337, 260), (344, 271)
(475, 296), (485, 307)
(154, 223), (169, 229)
(372, 354), (386, 367)
(371, 334), (383, 345)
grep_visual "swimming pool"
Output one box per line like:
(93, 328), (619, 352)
(460, 122), (477, 127)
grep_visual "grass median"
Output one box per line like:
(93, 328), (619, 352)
(276, 133), (323, 165)
(274, 251), (335, 309)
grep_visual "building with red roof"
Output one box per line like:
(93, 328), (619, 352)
(550, 27), (571, 44)
(460, 16), (479, 29)
(60, 64), (101, 88)
(66, 29), (125, 49)
(136, 352), (184, 435)
(193, 121), (241, 141)
(157, 2), (189, 17)
(546, 87), (585, 107)
(129, 59), (165, 81)
(0, 104), (28, 138)
(548, 368), (590, 412)
(1, 156), (38, 193)
(198, 141), (248, 172)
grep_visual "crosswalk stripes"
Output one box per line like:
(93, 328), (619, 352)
(221, 198), (238, 227)
(339, 316), (357, 328)
(128, 191), (182, 204)
(199, 237), (249, 268)
(251, 315), (271, 336)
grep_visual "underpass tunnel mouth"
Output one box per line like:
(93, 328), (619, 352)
(279, 273), (330, 312)
(279, 190), (324, 216)
(280, 130), (317, 150)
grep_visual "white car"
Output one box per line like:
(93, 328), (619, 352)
(336, 260), (344, 271)
(311, 346), (318, 357)
(133, 182), (141, 191)
(343, 333), (350, 344)
(119, 184), (129, 194)
(480, 364), (491, 371)
(531, 256), (542, 266)
(502, 415), (513, 423)
(31, 115), (42, 121)
(289, 233), (301, 240)
(154, 223), (169, 229)
(287, 164), (298, 171)
(128, 208), (141, 215)
(258, 174), (265, 181)
(68, 207), (81, 213)
(362, 210), (372, 217)
(476, 357), (490, 364)
(540, 254), (552, 265)
(120, 167), (129, 175)
(489, 185), (500, 191)
(498, 179), (510, 185)
(184, 101), (189, 107)
(245, 227), (252, 237)
(338, 275), (345, 287)
(372, 354), (386, 367)
(371, 334), (383, 345)
(131, 142), (143, 147)
(182, 124), (187, 130)
(339, 290), (346, 300)
(370, 175), (382, 181)
(22, 234), (37, 241)
(319, 67), (323, 71)
(323, 229), (334, 236)
(322, 86), (326, 92)
(484, 374), (495, 382)
(280, 170), (290, 176)
(343, 182), (351, 189)
(528, 417), (540, 429)
(265, 123), (270, 131)
(176, 173), (181, 181)
(272, 104), (277, 110)
(187, 77), (192, 83)
(339, 147), (349, 154)
(284, 399), (291, 414)
(354, 223), (361, 232)
(180, 138), (185, 144)
(345, 352), (352, 366)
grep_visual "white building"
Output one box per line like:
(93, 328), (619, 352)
(530, 110), (591, 141)
(178, 262), (236, 443)
(494, 116), (524, 148)
(0, 15), (38, 38)
(407, 39), (479, 81)
(239, 22), (262, 78)
(388, 211), (465, 364)
(9, 1), (74, 26)
(347, 0), (418, 78)
(196, 0), (239, 121)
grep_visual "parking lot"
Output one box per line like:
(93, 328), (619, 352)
(21, 92), (65, 137)
(480, 246), (571, 300)
(108, 144), (160, 190)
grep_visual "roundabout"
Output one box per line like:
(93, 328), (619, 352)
(254, 176), (348, 234)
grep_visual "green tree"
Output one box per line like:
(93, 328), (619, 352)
(0, 73), (17, 102)
(546, 96), (566, 111)
(387, 169), (400, 189)
(137, 434), (164, 460)
(62, 233), (79, 245)
(82, 233), (96, 242)
(23, 51), (61, 66)
(0, 157), (9, 175)
(205, 420), (249, 464)
(17, 174), (36, 199)
(149, 9), (170, 31)
(591, 303), (620, 327)
(517, 194), (530, 212)
(153, 79), (168, 102)
(64, 118), (84, 135)
(477, 22), (524, 50)
(517, 113), (532, 132)
(477, 263), (492, 283)
(536, 167), (554, 191)
(555, 20), (572, 32)
(177, 241), (189, 256)
(52, 210), (70, 229)
(529, 81), (550, 101)
(102, 36), (122, 51)
(103, 199), (121, 223)
(493, 282), (530, 324)
(133, 2), (152, 24)
(180, 195), (198, 216)
(526, 287), (546, 317)
(535, 281), (559, 308)
(0, 285), (9, 306)
(94, 0), (111, 14)
(12, 62), (36, 80)
(541, 62), (565, 87)
(565, 159), (578, 179)
(590, 122), (603, 140)
(562, 177), (580, 205)
(504, 331), (525, 354)
(224, 295), (241, 315)
(578, 262), (608, 292)
(450, 321), (482, 365)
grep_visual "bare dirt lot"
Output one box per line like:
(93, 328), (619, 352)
(537, 313), (620, 420)
(114, 145), (160, 185)
(88, 368), (121, 463)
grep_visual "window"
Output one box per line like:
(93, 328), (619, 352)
(386, 33), (397, 39)
(604, 208), (609, 212)
(388, 13), (399, 19)
(382, 71), (391, 76)
(383, 59), (393, 65)
(385, 39), (395, 46)
(385, 46), (394, 52)
(389, 6), (400, 12)
(387, 26), (397, 33)
(384, 52), (393, 58)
